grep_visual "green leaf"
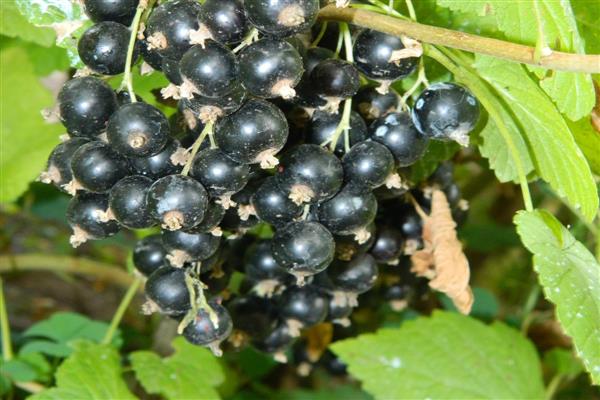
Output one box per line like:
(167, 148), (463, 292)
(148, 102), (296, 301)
(14, 0), (92, 68)
(409, 141), (459, 183)
(277, 386), (373, 400)
(544, 348), (585, 379)
(568, 117), (600, 176)
(439, 287), (499, 321)
(474, 55), (598, 221)
(28, 341), (136, 400)
(436, 0), (595, 120)
(130, 337), (225, 400)
(572, 0), (600, 53)
(0, 0), (56, 46)
(19, 341), (72, 358)
(0, 44), (63, 203)
(331, 311), (545, 399)
(2, 359), (39, 382)
(515, 210), (600, 384)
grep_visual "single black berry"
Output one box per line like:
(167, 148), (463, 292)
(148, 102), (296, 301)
(317, 185), (377, 239)
(83, 0), (139, 25)
(162, 229), (221, 267)
(66, 192), (120, 247)
(327, 254), (378, 294)
(370, 226), (405, 263)
(144, 267), (190, 316)
(244, 0), (319, 37)
(342, 141), (395, 190)
(130, 139), (185, 179)
(370, 112), (429, 167)
(40, 137), (90, 191)
(305, 110), (368, 156)
(278, 285), (328, 335)
(197, 0), (249, 45)
(108, 175), (155, 229)
(311, 59), (360, 105)
(244, 240), (287, 282)
(78, 21), (136, 75)
(133, 234), (168, 276)
(70, 141), (130, 193)
(178, 83), (246, 124)
(190, 148), (250, 199)
(251, 176), (303, 227)
(182, 299), (232, 355)
(354, 86), (398, 121)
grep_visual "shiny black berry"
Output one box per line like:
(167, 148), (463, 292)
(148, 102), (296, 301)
(182, 299), (232, 355)
(108, 175), (154, 229)
(251, 176), (303, 227)
(146, 175), (208, 230)
(271, 221), (335, 284)
(161, 57), (184, 85)
(328, 254), (378, 294)
(245, 240), (287, 281)
(317, 185), (377, 237)
(190, 148), (250, 198)
(305, 110), (368, 156)
(277, 144), (343, 205)
(326, 294), (353, 326)
(78, 21), (136, 75)
(162, 229), (221, 266)
(334, 223), (376, 261)
(83, 0), (139, 25)
(179, 41), (239, 98)
(66, 192), (120, 247)
(244, 0), (319, 37)
(178, 83), (246, 124)
(133, 234), (167, 276)
(130, 139), (184, 179)
(278, 285), (328, 334)
(107, 102), (170, 157)
(239, 38), (304, 99)
(252, 322), (295, 359)
(198, 0), (248, 45)
(370, 112), (429, 167)
(145, 267), (190, 315)
(40, 137), (89, 191)
(71, 141), (130, 193)
(370, 226), (405, 263)
(214, 99), (289, 167)
(353, 29), (418, 81)
(412, 82), (480, 146)
(292, 47), (334, 108)
(311, 59), (360, 100)
(58, 77), (118, 138)
(354, 86), (398, 121)
(192, 201), (226, 233)
(342, 141), (395, 190)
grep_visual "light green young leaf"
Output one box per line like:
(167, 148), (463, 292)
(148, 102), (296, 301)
(1, 0), (56, 46)
(130, 337), (225, 400)
(14, 0), (92, 68)
(331, 311), (545, 399)
(568, 117), (600, 176)
(28, 341), (136, 400)
(436, 0), (595, 121)
(0, 45), (63, 204)
(474, 55), (598, 221)
(515, 210), (600, 384)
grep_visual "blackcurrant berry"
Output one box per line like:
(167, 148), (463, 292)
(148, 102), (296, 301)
(245, 240), (287, 282)
(353, 29), (418, 82)
(145, 0), (201, 60)
(133, 234), (168, 276)
(271, 221), (335, 284)
(334, 223), (376, 261)
(354, 86), (399, 121)
(179, 41), (239, 98)
(278, 285), (328, 335)
(83, 0), (139, 25)
(140, 39), (164, 70)
(342, 141), (395, 190)
(144, 267), (190, 316)
(182, 299), (232, 355)
(192, 201), (226, 234)
(292, 47), (334, 108)
(178, 83), (246, 124)
(311, 59), (360, 107)
(305, 110), (368, 156)
(317, 185), (377, 241)
(66, 192), (120, 247)
(162, 229), (221, 267)
(107, 102), (170, 157)
(370, 226), (405, 263)
(146, 175), (209, 230)
(214, 99), (289, 168)
(239, 38), (304, 99)
(276, 144), (343, 205)
(197, 0), (249, 45)
(70, 141), (130, 193)
(58, 77), (118, 138)
(130, 139), (185, 179)
(108, 175), (155, 229)
(190, 148), (250, 200)
(328, 254), (378, 294)
(251, 176), (303, 227)
(412, 82), (480, 146)
(161, 57), (183, 85)
(370, 112), (429, 167)
(78, 21), (136, 75)
(244, 0), (319, 37)
(40, 137), (90, 192)
(326, 294), (353, 327)
(252, 322), (295, 361)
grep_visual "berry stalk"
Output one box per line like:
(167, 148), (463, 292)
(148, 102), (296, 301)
(122, 3), (146, 101)
(181, 121), (215, 176)
(102, 276), (143, 345)
(0, 277), (13, 361)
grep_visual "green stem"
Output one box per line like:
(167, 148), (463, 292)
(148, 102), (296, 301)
(328, 98), (353, 151)
(341, 22), (354, 62)
(310, 21), (328, 47)
(181, 121), (214, 176)
(404, 0), (416, 20)
(101, 276), (142, 345)
(544, 374), (564, 400)
(532, 0), (546, 64)
(521, 284), (540, 333)
(122, 5), (145, 101)
(425, 46), (534, 211)
(0, 276), (13, 361)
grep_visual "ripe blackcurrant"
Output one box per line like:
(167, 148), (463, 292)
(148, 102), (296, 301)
(182, 299), (233, 355)
(244, 0), (319, 37)
(161, 57), (184, 85)
(251, 176), (303, 227)
(162, 229), (221, 267)
(353, 29), (418, 82)
(214, 99), (289, 168)
(144, 267), (190, 316)
(40, 137), (89, 191)
(342, 141), (395, 190)
(83, 0), (139, 25)
(66, 192), (120, 247)
(78, 21), (136, 75)
(326, 294), (353, 327)
(328, 254), (378, 294)
(317, 185), (377, 240)
(179, 42), (239, 98)
(245, 241), (288, 297)
(107, 102), (170, 157)
(276, 144), (343, 205)
(305, 110), (368, 156)
(412, 82), (480, 146)
(190, 148), (250, 200)
(146, 175), (208, 231)
(130, 139), (185, 179)
(252, 322), (295, 361)
(192, 201), (226, 234)
(197, 0), (248, 45)
(311, 59), (360, 107)
(369, 112), (429, 167)
(70, 141), (130, 193)
(133, 234), (168, 276)
(178, 83), (246, 124)
(334, 223), (376, 261)
(278, 285), (328, 335)
(58, 77), (117, 138)
(370, 226), (405, 263)
(238, 38), (304, 99)
(108, 175), (155, 229)
(292, 47), (334, 108)
(354, 86), (398, 121)
(271, 221), (335, 284)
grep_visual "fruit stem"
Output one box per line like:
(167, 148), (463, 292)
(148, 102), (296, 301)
(0, 276), (13, 361)
(310, 21), (328, 48)
(328, 98), (353, 152)
(404, 0), (416, 20)
(232, 28), (259, 53)
(122, 3), (146, 101)
(181, 121), (214, 176)
(101, 275), (143, 345)
(318, 5), (600, 73)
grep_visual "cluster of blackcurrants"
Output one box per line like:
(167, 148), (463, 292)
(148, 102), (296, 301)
(41, 0), (480, 360)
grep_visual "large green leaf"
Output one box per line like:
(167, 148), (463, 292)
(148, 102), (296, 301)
(0, 44), (63, 203)
(14, 0), (92, 67)
(515, 210), (600, 384)
(1, 0), (56, 46)
(437, 0), (595, 121)
(331, 311), (545, 399)
(130, 337), (225, 400)
(28, 341), (136, 400)
(474, 55), (598, 221)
